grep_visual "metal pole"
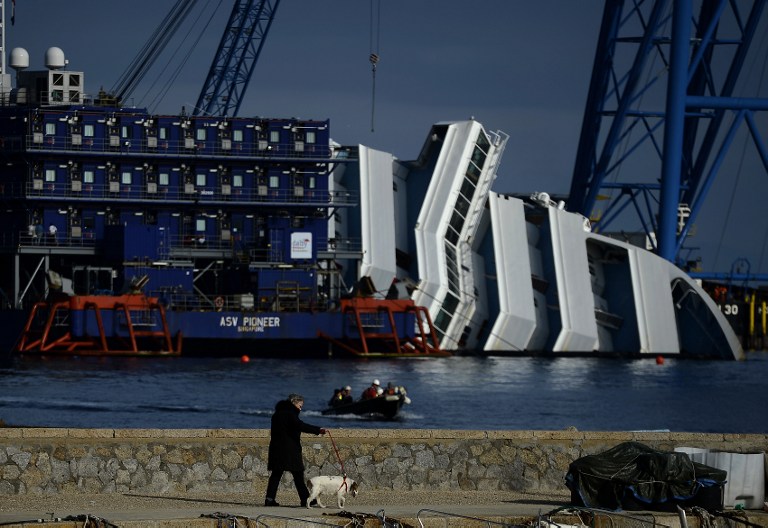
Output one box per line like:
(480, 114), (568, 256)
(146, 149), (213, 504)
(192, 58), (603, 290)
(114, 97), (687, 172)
(1, 0), (6, 76)
(659, 0), (691, 262)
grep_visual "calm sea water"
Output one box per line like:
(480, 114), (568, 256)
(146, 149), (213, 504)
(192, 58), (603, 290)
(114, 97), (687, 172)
(0, 353), (766, 433)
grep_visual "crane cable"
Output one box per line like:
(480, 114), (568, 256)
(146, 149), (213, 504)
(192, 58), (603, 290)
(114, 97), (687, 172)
(111, 0), (198, 102)
(369, 0), (381, 132)
(143, 0), (224, 113)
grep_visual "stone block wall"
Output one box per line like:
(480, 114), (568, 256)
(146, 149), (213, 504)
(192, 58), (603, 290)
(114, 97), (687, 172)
(0, 428), (765, 495)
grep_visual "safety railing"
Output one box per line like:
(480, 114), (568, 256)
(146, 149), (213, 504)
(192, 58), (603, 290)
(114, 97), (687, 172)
(321, 237), (363, 254)
(417, 508), (527, 527)
(252, 513), (341, 527)
(9, 230), (361, 264)
(15, 230), (97, 249)
(26, 134), (337, 160)
(538, 506), (669, 528)
(22, 181), (359, 206)
(150, 288), (326, 313)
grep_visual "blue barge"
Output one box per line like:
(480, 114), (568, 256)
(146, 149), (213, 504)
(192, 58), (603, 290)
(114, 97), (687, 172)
(0, 57), (444, 358)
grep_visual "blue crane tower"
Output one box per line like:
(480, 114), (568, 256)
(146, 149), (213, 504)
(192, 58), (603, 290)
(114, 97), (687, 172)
(194, 0), (281, 117)
(568, 0), (768, 279)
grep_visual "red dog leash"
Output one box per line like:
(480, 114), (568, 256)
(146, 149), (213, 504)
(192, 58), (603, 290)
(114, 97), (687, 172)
(326, 430), (349, 492)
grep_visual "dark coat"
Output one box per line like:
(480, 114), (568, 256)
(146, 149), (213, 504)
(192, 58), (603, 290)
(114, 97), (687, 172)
(267, 399), (323, 472)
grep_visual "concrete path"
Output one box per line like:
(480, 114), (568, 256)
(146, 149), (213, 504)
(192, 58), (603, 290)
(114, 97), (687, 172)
(1, 491), (766, 527)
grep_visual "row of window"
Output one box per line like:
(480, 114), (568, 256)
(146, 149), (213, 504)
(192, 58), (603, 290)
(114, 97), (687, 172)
(434, 130), (493, 338)
(32, 208), (320, 237)
(39, 121), (319, 144)
(38, 168), (317, 189)
(444, 136), (488, 249)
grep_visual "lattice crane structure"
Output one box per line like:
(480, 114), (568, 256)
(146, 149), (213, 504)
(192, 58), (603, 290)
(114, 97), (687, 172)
(194, 0), (281, 117)
(568, 0), (768, 278)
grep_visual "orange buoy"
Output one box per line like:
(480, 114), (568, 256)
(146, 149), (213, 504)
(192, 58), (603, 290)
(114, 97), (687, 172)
(655, 355), (664, 365)
(241, 355), (250, 363)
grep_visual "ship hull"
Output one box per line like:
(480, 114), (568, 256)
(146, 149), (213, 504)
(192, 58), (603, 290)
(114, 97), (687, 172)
(6, 295), (445, 359)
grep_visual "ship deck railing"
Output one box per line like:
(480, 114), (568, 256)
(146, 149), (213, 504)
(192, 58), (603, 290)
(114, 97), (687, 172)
(12, 231), (98, 250)
(17, 180), (359, 207)
(7, 231), (362, 263)
(20, 133), (361, 162)
(116, 309), (160, 327)
(152, 289), (328, 313)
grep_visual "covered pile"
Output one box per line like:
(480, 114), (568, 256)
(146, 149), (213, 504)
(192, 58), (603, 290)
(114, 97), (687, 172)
(565, 442), (726, 511)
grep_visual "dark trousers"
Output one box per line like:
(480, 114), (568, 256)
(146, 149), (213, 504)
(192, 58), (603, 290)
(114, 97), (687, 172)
(266, 469), (309, 504)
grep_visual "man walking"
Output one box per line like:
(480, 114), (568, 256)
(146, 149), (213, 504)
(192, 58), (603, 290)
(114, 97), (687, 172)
(265, 393), (327, 507)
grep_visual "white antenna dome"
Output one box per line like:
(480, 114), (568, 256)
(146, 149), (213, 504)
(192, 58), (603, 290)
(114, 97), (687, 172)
(45, 47), (66, 70)
(9, 47), (29, 70)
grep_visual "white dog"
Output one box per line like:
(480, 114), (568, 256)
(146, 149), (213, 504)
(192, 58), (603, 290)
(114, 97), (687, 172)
(306, 476), (359, 509)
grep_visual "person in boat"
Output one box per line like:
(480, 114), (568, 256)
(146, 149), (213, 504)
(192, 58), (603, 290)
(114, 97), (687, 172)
(328, 388), (342, 407)
(361, 379), (381, 400)
(265, 393), (327, 507)
(328, 385), (353, 407)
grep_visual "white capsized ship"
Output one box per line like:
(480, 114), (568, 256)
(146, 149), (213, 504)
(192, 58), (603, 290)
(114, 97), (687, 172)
(333, 119), (743, 360)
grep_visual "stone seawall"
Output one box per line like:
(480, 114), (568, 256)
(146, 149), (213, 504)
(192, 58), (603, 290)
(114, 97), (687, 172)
(1, 429), (766, 496)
